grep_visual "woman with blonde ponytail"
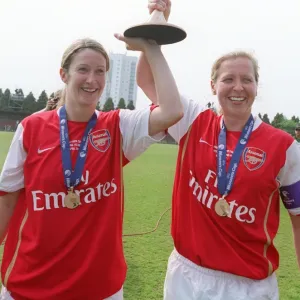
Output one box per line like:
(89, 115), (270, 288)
(0, 34), (183, 299)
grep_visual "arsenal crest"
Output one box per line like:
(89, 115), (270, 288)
(89, 129), (111, 152)
(243, 147), (266, 171)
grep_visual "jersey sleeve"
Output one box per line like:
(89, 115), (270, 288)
(168, 95), (205, 143)
(278, 141), (300, 215)
(119, 107), (165, 161)
(0, 123), (27, 195)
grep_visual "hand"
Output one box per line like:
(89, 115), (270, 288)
(148, 0), (171, 21)
(114, 34), (158, 52)
(45, 98), (57, 111)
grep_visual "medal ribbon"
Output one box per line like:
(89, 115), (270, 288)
(59, 105), (97, 190)
(217, 115), (254, 197)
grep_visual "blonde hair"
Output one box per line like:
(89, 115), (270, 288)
(53, 89), (62, 99)
(211, 51), (259, 83)
(60, 38), (110, 106)
(54, 89), (64, 109)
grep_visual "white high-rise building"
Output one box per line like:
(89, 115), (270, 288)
(100, 53), (138, 108)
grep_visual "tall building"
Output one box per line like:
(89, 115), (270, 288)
(100, 53), (138, 108)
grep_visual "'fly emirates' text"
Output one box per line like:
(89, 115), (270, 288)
(31, 170), (117, 211)
(189, 169), (256, 223)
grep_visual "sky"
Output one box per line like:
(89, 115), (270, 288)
(0, 0), (299, 119)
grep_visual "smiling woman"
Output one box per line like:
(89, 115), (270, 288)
(0, 35), (183, 300)
(58, 39), (109, 122)
(210, 51), (259, 128)
(135, 1), (300, 299)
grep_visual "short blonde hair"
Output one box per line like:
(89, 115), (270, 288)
(211, 51), (259, 83)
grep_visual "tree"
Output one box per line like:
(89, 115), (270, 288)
(36, 90), (48, 111)
(117, 98), (126, 109)
(271, 113), (285, 128)
(127, 100), (135, 110)
(262, 113), (270, 124)
(1, 89), (11, 110)
(258, 113), (262, 119)
(280, 119), (297, 135)
(8, 88), (25, 111)
(102, 97), (114, 112)
(15, 89), (24, 96)
(291, 115), (300, 124)
(23, 92), (37, 113)
(0, 88), (3, 109)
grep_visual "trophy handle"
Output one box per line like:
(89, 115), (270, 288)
(147, 10), (167, 24)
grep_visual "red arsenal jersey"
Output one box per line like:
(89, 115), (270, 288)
(168, 96), (300, 280)
(0, 107), (163, 299)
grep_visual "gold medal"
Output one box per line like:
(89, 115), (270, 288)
(64, 189), (80, 209)
(215, 198), (230, 217)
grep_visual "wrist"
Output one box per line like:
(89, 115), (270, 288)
(143, 43), (162, 57)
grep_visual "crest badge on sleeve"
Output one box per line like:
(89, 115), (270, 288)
(89, 129), (111, 152)
(243, 147), (266, 171)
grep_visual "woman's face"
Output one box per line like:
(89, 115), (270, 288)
(60, 48), (107, 108)
(211, 57), (258, 119)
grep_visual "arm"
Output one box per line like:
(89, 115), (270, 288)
(115, 25), (183, 136)
(0, 124), (26, 242)
(136, 51), (157, 104)
(0, 192), (19, 244)
(136, 0), (171, 105)
(145, 45), (183, 136)
(290, 214), (300, 268)
(279, 141), (300, 267)
(34, 99), (57, 114)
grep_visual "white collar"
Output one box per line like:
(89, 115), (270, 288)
(56, 106), (100, 118)
(219, 115), (262, 132)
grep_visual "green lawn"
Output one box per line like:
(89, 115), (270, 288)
(0, 131), (299, 299)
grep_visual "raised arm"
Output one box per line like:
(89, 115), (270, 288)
(144, 45), (182, 135)
(115, 19), (183, 136)
(136, 0), (171, 105)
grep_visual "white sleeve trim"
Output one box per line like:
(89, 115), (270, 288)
(168, 94), (204, 143)
(287, 207), (300, 216)
(277, 141), (300, 187)
(0, 124), (26, 192)
(219, 115), (263, 131)
(119, 108), (165, 161)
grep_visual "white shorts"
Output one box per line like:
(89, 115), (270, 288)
(0, 285), (123, 300)
(164, 249), (279, 300)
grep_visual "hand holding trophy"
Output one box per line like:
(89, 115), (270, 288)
(124, 0), (186, 45)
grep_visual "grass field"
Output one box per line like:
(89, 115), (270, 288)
(0, 131), (300, 299)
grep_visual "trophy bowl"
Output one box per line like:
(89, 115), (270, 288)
(124, 10), (187, 45)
